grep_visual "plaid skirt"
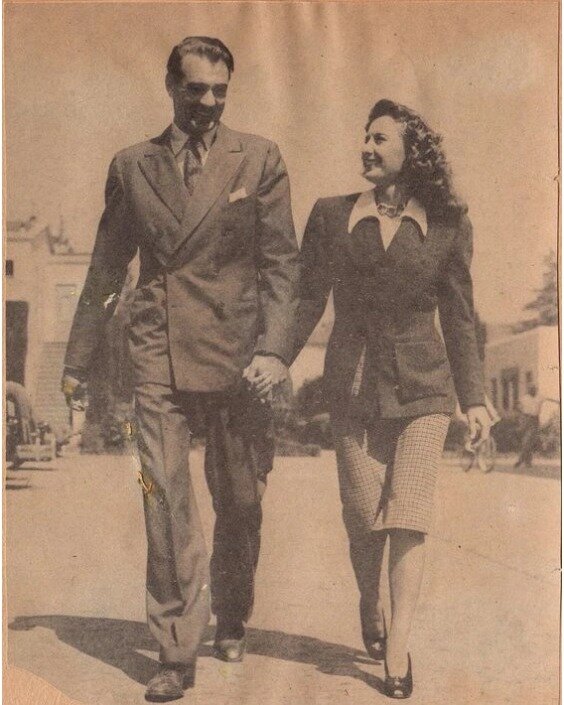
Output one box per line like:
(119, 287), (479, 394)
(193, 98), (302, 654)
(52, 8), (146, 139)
(331, 345), (450, 537)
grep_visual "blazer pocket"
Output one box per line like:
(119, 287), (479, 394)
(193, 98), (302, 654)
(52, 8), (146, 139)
(394, 339), (451, 403)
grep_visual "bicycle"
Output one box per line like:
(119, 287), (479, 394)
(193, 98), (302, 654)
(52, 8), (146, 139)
(458, 395), (500, 473)
(459, 433), (497, 473)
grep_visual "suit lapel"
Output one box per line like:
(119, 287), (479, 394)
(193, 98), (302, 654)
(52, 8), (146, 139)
(138, 128), (186, 223)
(172, 123), (245, 255)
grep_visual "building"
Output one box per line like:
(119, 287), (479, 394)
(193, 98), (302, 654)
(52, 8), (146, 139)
(484, 325), (559, 420)
(5, 217), (91, 430)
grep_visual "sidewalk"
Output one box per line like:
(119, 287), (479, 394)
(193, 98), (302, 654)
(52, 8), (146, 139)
(6, 450), (560, 705)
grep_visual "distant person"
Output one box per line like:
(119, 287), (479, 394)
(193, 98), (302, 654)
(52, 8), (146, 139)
(514, 385), (556, 468)
(291, 99), (491, 699)
(62, 36), (299, 703)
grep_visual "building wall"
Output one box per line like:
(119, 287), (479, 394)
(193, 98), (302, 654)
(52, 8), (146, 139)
(6, 236), (49, 400)
(44, 258), (90, 342)
(6, 232), (90, 407)
(484, 326), (559, 416)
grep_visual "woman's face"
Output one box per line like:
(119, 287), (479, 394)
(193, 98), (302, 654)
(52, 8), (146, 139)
(361, 116), (406, 187)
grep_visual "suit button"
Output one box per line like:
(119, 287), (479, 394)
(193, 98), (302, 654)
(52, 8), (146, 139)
(213, 301), (226, 319)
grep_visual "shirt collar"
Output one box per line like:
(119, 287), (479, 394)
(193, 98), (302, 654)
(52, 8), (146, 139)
(347, 189), (428, 237)
(169, 121), (217, 157)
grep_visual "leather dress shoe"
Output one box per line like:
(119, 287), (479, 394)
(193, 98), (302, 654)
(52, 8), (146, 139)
(214, 620), (246, 662)
(145, 665), (187, 702)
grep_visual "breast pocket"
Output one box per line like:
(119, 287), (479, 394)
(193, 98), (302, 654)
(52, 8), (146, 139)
(394, 339), (451, 403)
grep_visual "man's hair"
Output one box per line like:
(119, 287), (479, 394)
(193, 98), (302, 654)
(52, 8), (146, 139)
(167, 36), (234, 81)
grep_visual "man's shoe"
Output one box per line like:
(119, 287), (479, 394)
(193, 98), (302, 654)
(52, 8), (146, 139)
(214, 620), (246, 663)
(145, 665), (186, 702)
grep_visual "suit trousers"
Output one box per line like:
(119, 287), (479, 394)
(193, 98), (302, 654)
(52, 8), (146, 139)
(133, 382), (274, 665)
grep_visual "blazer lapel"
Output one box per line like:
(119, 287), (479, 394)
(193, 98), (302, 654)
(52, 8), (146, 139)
(385, 218), (426, 261)
(172, 123), (245, 255)
(138, 128), (186, 223)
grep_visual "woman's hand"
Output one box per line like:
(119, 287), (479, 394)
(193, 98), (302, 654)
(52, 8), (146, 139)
(466, 405), (493, 444)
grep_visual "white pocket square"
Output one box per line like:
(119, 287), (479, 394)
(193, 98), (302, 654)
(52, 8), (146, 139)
(229, 188), (248, 203)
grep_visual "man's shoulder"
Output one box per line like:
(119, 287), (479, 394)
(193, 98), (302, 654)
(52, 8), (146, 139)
(223, 124), (271, 147)
(112, 128), (170, 164)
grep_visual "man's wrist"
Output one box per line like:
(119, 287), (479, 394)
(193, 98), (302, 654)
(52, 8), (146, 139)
(253, 351), (288, 367)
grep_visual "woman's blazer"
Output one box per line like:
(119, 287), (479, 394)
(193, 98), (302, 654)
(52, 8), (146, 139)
(292, 194), (485, 419)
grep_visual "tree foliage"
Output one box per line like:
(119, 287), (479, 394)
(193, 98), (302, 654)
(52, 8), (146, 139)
(514, 249), (558, 332)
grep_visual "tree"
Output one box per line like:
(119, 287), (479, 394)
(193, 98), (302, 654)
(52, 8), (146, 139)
(514, 249), (558, 332)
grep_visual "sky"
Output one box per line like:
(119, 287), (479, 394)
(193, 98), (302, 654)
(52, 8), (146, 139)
(4, 1), (559, 324)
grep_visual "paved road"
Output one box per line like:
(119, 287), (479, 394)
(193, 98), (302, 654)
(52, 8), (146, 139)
(6, 450), (560, 705)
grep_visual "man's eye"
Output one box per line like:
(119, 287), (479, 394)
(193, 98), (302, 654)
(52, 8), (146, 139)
(185, 84), (206, 95)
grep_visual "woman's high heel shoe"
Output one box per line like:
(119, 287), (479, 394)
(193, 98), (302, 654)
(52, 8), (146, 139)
(362, 611), (387, 661)
(384, 653), (413, 699)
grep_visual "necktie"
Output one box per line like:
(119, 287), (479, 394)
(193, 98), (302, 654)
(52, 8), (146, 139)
(183, 137), (203, 195)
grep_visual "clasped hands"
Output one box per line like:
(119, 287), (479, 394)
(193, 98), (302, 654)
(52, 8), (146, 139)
(243, 354), (289, 402)
(62, 354), (289, 409)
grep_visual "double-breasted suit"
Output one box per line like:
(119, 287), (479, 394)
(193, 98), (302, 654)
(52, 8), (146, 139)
(65, 123), (299, 665)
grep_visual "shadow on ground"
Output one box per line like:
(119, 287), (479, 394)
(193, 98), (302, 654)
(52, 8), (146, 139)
(493, 462), (561, 481)
(9, 615), (384, 693)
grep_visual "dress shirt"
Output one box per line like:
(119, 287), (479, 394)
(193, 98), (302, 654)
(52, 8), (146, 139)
(169, 121), (217, 178)
(348, 189), (428, 250)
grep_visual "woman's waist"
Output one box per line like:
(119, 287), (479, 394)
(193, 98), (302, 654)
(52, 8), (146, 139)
(330, 309), (440, 342)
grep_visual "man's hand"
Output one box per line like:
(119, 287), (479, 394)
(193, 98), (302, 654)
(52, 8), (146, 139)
(243, 355), (288, 400)
(466, 405), (492, 444)
(61, 374), (88, 411)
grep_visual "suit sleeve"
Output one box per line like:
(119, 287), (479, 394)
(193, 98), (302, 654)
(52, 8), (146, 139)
(64, 156), (138, 375)
(253, 141), (300, 365)
(438, 214), (485, 412)
(289, 200), (333, 366)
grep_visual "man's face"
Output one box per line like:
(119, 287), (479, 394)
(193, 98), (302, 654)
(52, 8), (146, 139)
(167, 53), (230, 134)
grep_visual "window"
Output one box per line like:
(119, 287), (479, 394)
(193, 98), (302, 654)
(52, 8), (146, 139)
(525, 371), (534, 387)
(491, 378), (498, 409)
(501, 367), (519, 411)
(6, 260), (14, 276)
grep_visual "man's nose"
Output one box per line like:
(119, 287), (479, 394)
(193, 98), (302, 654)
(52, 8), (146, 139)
(200, 89), (216, 107)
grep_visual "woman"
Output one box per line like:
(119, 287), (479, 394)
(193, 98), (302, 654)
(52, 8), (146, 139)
(291, 99), (491, 698)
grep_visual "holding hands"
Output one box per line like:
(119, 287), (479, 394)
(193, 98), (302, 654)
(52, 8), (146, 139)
(243, 354), (290, 402)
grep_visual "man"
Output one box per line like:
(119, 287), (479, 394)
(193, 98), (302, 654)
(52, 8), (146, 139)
(62, 36), (298, 702)
(514, 385), (545, 468)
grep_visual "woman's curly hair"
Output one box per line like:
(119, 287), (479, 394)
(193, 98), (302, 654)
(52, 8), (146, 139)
(366, 99), (467, 222)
